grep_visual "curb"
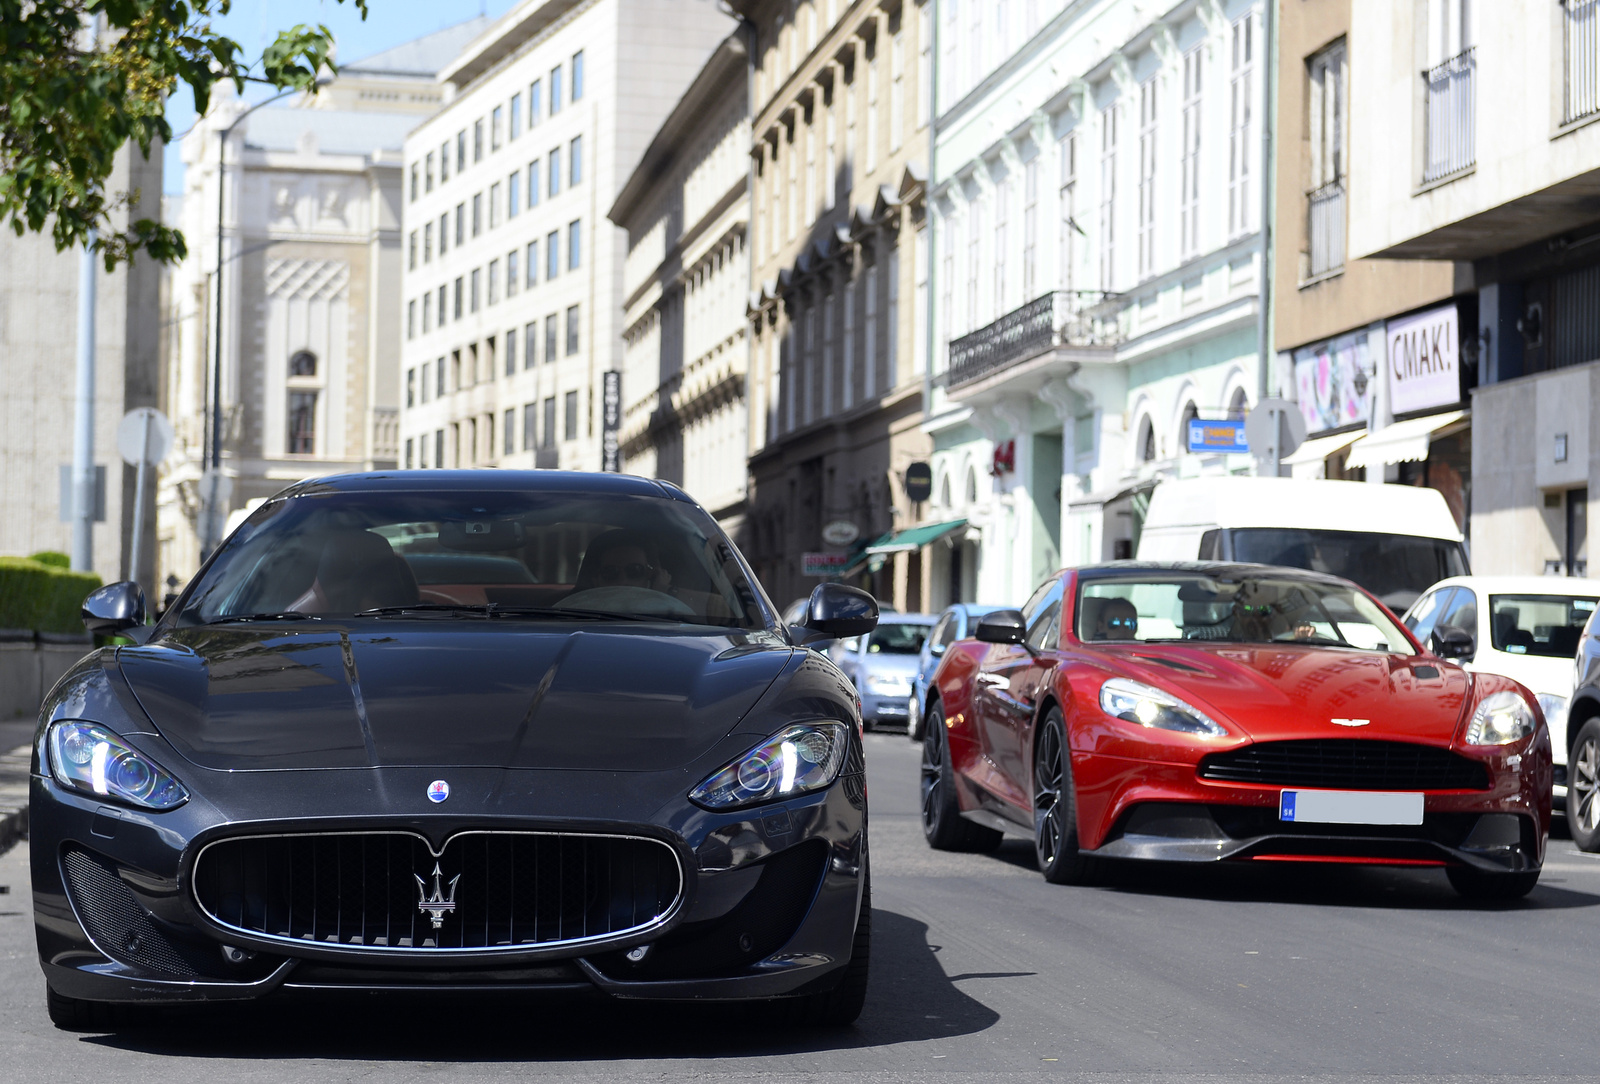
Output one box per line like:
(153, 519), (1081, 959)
(0, 742), (30, 858)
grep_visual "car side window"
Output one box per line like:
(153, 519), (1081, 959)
(1438, 589), (1477, 639)
(1024, 582), (1065, 651)
(1406, 588), (1453, 644)
(928, 615), (952, 655)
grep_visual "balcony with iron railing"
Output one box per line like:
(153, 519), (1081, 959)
(945, 290), (1124, 391)
(1306, 180), (1345, 278)
(1566, 0), (1600, 124)
(1423, 47), (1475, 183)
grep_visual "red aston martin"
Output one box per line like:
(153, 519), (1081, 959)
(921, 562), (1551, 899)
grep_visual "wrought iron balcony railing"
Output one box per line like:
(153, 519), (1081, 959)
(1423, 47), (1475, 183)
(1565, 0), (1600, 124)
(1306, 180), (1345, 277)
(945, 290), (1124, 390)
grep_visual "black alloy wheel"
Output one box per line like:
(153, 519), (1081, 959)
(1569, 718), (1600, 853)
(1033, 710), (1096, 885)
(1445, 865), (1541, 900)
(795, 865), (871, 1026)
(920, 701), (1002, 852)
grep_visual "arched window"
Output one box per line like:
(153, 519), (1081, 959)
(939, 472), (952, 508)
(965, 466), (979, 505)
(1228, 387), (1249, 419)
(290, 350), (318, 378)
(1179, 400), (1199, 452)
(1138, 415), (1156, 462)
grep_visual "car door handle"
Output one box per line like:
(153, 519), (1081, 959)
(976, 674), (1008, 689)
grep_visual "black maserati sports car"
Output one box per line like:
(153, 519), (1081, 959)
(31, 471), (877, 1028)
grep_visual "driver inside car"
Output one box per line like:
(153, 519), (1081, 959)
(574, 529), (673, 594)
(1093, 598), (1139, 640)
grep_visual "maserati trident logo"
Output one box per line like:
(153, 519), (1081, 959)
(415, 862), (460, 929)
(1330, 718), (1371, 727)
(426, 780), (450, 803)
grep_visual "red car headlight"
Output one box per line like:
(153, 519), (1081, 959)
(1465, 690), (1536, 747)
(1099, 678), (1226, 738)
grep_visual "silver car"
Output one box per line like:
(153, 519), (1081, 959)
(833, 613), (937, 730)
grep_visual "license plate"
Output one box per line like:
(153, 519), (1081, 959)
(1279, 790), (1424, 825)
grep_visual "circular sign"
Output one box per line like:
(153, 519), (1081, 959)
(1244, 399), (1308, 460)
(427, 780), (450, 803)
(116, 407), (174, 467)
(822, 520), (860, 546)
(904, 461), (934, 503)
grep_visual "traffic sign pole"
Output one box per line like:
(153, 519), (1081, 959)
(129, 411), (152, 591)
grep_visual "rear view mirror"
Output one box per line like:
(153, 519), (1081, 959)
(975, 610), (1027, 644)
(82, 581), (146, 635)
(790, 583), (879, 647)
(1431, 625), (1475, 660)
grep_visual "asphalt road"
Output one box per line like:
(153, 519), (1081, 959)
(4, 732), (1600, 1083)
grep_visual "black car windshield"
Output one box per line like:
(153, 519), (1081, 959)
(1489, 594), (1599, 658)
(1224, 528), (1466, 612)
(172, 488), (771, 630)
(1077, 573), (1415, 654)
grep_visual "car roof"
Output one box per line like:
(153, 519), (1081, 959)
(1423, 575), (1600, 596)
(273, 469), (692, 502)
(1141, 476), (1463, 540)
(1070, 560), (1361, 591)
(871, 612), (936, 625)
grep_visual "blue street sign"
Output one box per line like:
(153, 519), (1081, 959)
(1187, 418), (1250, 454)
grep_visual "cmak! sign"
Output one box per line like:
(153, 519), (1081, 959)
(1385, 304), (1460, 415)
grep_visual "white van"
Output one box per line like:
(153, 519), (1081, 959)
(1136, 476), (1469, 613)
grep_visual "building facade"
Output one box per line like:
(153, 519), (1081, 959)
(0, 143), (163, 585)
(732, 0), (935, 612)
(157, 20), (483, 583)
(1349, 0), (1597, 576)
(609, 34), (752, 534)
(923, 0), (1267, 609)
(397, 0), (732, 478)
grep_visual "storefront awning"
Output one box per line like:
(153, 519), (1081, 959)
(1344, 409), (1468, 469)
(1283, 429), (1365, 466)
(865, 518), (969, 555)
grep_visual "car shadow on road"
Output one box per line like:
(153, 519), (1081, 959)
(983, 838), (1600, 911)
(81, 909), (1002, 1061)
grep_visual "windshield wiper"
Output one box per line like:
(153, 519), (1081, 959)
(488, 606), (655, 622)
(209, 611), (322, 624)
(354, 603), (497, 619)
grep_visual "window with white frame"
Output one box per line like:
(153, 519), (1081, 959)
(1180, 46), (1203, 260)
(1059, 131), (1078, 293)
(786, 133), (798, 240)
(890, 30), (905, 152)
(1228, 12), (1255, 237)
(867, 50), (880, 173)
(967, 201), (983, 332)
(825, 96), (838, 211)
(1100, 103), (1118, 291)
(805, 122), (816, 224)
(1023, 158), (1039, 299)
(994, 175), (1010, 318)
(1307, 40), (1347, 275)
(941, 213), (956, 367)
(1137, 76), (1157, 281)
(864, 262), (878, 399)
(918, 4), (932, 129)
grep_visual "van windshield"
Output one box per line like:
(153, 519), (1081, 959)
(1224, 528), (1466, 613)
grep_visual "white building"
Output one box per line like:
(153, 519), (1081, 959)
(397, 0), (732, 475)
(923, 0), (1265, 607)
(609, 34), (751, 534)
(158, 19), (484, 583)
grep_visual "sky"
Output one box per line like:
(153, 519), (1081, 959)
(162, 0), (520, 195)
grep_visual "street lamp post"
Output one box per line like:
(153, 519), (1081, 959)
(204, 80), (328, 553)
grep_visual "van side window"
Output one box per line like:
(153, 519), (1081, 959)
(1198, 529), (1223, 560)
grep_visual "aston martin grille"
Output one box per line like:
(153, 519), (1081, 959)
(1198, 740), (1489, 791)
(192, 832), (682, 952)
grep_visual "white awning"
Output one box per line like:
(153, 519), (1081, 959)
(1282, 429), (1365, 466)
(1344, 409), (1468, 469)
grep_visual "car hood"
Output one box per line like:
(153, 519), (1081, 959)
(1091, 643), (1472, 743)
(117, 624), (794, 772)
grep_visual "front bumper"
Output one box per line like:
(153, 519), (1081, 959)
(32, 761), (867, 1006)
(859, 691), (912, 724)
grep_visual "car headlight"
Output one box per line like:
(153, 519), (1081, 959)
(47, 721), (187, 810)
(1465, 690), (1536, 746)
(1536, 693), (1569, 734)
(865, 673), (911, 694)
(689, 723), (850, 811)
(1099, 677), (1226, 737)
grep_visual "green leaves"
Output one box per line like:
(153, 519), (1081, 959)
(0, 0), (368, 268)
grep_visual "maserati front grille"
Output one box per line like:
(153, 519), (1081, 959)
(192, 831), (683, 953)
(1198, 739), (1490, 791)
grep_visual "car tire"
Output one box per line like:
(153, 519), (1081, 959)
(908, 695), (923, 742)
(920, 701), (1003, 852)
(1445, 865), (1540, 901)
(45, 985), (139, 1031)
(794, 865), (871, 1027)
(1033, 710), (1096, 885)
(1568, 718), (1600, 853)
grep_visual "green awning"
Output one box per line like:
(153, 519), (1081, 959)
(865, 518), (969, 555)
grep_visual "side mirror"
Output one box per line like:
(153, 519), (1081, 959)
(790, 583), (879, 647)
(82, 581), (147, 636)
(1431, 625), (1475, 660)
(975, 609), (1027, 644)
(929, 641), (946, 657)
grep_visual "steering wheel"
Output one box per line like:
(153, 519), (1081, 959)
(557, 586), (697, 617)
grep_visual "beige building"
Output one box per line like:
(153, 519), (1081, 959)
(158, 20), (486, 584)
(732, 0), (933, 612)
(609, 34), (752, 535)
(1271, 0), (1461, 515)
(1347, 0), (1598, 576)
(397, 0), (732, 478)
(0, 144), (163, 586)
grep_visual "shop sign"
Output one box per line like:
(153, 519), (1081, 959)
(821, 520), (860, 546)
(1292, 330), (1372, 434)
(802, 552), (850, 577)
(1186, 418), (1249, 454)
(1386, 305), (1459, 415)
(903, 461), (933, 502)
(600, 370), (622, 472)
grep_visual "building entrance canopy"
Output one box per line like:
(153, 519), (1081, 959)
(1345, 410), (1468, 469)
(840, 519), (969, 575)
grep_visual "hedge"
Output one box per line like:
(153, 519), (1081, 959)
(0, 557), (103, 634)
